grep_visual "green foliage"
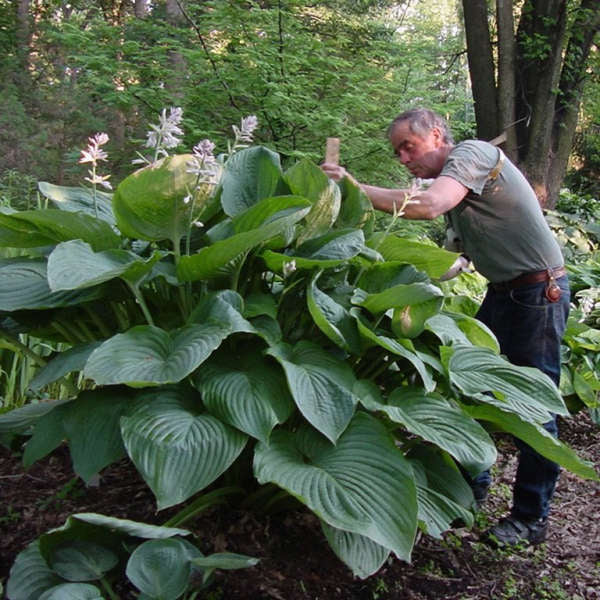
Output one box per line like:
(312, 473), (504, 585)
(0, 0), (472, 189)
(6, 514), (256, 600)
(1, 118), (596, 594)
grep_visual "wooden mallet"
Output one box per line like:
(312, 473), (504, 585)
(325, 137), (340, 166)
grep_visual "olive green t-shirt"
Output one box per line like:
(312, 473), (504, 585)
(441, 140), (564, 283)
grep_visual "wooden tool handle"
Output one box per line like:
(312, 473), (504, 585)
(325, 137), (340, 165)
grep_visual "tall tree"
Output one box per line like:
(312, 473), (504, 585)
(461, 0), (600, 207)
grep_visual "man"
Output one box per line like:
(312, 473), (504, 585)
(321, 108), (570, 546)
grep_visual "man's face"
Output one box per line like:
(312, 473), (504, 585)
(389, 120), (445, 179)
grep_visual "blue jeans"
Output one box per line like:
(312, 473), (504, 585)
(472, 275), (570, 520)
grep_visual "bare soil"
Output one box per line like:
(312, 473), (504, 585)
(1, 413), (599, 600)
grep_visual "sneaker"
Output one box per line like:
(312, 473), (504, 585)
(472, 484), (489, 509)
(483, 515), (548, 546)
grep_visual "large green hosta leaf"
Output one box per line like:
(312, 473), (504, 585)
(0, 208), (120, 251)
(193, 352), (294, 443)
(126, 538), (201, 599)
(426, 312), (499, 352)
(462, 404), (599, 480)
(357, 263), (428, 292)
(357, 381), (495, 476)
(84, 323), (227, 387)
(369, 234), (457, 279)
(285, 159), (341, 244)
(62, 389), (131, 482)
(112, 154), (202, 244)
(307, 271), (361, 355)
(261, 229), (365, 272)
(410, 461), (474, 538)
(0, 398), (71, 434)
(29, 342), (102, 392)
(23, 401), (71, 468)
(49, 540), (118, 582)
(358, 281), (443, 315)
(351, 309), (435, 392)
(220, 146), (285, 216)
(39, 583), (103, 600)
(36, 514), (190, 571)
(177, 197), (311, 282)
(446, 345), (568, 423)
(254, 412), (418, 561)
(321, 523), (390, 579)
(266, 341), (357, 443)
(120, 387), (247, 509)
(47, 240), (163, 291)
(0, 259), (106, 311)
(335, 176), (374, 230)
(6, 541), (61, 600)
(38, 182), (115, 226)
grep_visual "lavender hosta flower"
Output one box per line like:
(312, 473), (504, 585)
(136, 107), (184, 164)
(85, 171), (112, 190)
(232, 115), (258, 144)
(79, 133), (109, 165)
(187, 138), (220, 181)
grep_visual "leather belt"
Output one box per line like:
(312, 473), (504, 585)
(491, 266), (566, 292)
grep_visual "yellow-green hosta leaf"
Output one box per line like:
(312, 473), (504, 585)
(177, 198), (311, 282)
(392, 296), (444, 338)
(358, 281), (443, 315)
(463, 403), (599, 481)
(220, 146), (284, 216)
(0, 208), (120, 251)
(426, 312), (500, 352)
(307, 271), (361, 355)
(369, 234), (458, 279)
(113, 154), (204, 243)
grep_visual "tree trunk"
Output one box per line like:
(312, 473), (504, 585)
(166, 0), (187, 103)
(495, 0), (518, 162)
(516, 0), (568, 206)
(463, 0), (600, 207)
(461, 0), (498, 140)
(547, 0), (600, 204)
(15, 0), (32, 89)
(134, 0), (150, 18)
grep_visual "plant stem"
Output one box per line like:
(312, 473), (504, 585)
(162, 486), (245, 528)
(99, 576), (120, 600)
(126, 283), (155, 326)
(0, 329), (47, 367)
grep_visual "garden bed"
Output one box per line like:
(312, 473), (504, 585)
(1, 414), (599, 599)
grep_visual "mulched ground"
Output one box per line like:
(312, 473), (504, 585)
(1, 413), (599, 599)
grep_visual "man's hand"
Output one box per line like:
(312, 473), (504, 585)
(321, 162), (360, 186)
(438, 255), (471, 281)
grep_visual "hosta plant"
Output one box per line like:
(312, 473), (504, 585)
(1, 113), (597, 597)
